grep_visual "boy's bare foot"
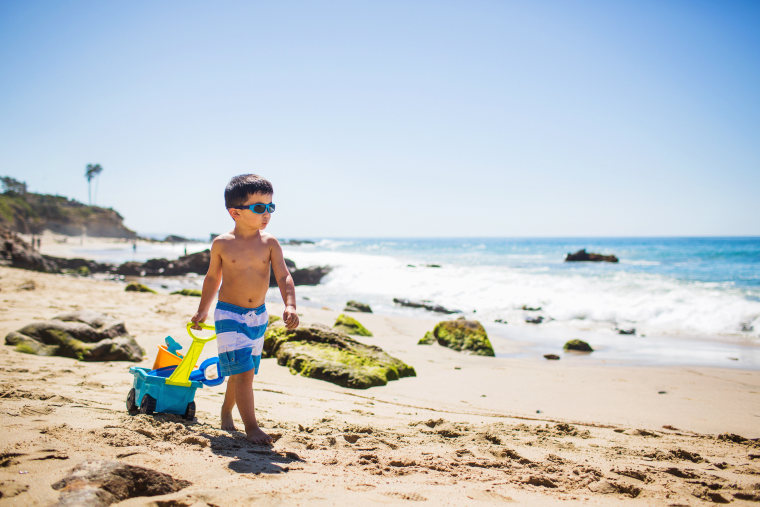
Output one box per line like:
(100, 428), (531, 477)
(245, 426), (273, 445)
(221, 411), (236, 431)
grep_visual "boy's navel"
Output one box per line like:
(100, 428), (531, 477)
(231, 259), (236, 263)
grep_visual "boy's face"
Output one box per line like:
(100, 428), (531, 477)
(228, 192), (273, 230)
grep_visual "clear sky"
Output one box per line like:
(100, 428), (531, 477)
(1, 1), (758, 239)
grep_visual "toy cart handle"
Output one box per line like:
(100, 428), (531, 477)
(186, 322), (217, 343)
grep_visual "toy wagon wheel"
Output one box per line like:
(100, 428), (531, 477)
(126, 388), (138, 415)
(139, 394), (156, 415)
(184, 401), (196, 421)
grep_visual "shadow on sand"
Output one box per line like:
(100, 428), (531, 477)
(199, 431), (303, 474)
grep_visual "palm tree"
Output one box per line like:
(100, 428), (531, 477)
(85, 164), (103, 205)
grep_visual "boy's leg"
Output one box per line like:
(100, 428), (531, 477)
(220, 375), (237, 431)
(233, 369), (272, 444)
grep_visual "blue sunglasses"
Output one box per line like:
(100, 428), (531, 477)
(231, 203), (276, 214)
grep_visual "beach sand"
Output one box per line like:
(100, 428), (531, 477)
(1, 264), (759, 505)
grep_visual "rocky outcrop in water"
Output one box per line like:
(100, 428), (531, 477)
(263, 323), (415, 389)
(565, 249), (619, 263)
(5, 310), (145, 361)
(393, 298), (461, 314)
(0, 227), (331, 286)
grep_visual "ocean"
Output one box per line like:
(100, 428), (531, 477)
(96, 236), (760, 368)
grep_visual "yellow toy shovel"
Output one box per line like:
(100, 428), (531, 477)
(165, 323), (217, 387)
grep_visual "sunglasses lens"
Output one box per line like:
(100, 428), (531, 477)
(252, 204), (267, 213)
(268, 203), (275, 213)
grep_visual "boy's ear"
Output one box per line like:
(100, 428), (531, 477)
(227, 208), (240, 221)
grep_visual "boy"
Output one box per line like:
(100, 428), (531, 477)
(191, 174), (298, 444)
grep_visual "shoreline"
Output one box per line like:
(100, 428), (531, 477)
(15, 231), (760, 371)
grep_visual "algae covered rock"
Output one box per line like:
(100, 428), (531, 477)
(4, 310), (144, 361)
(263, 324), (415, 389)
(563, 339), (593, 352)
(418, 331), (435, 345)
(125, 282), (156, 294)
(423, 320), (495, 356)
(333, 314), (373, 337)
(344, 300), (372, 313)
(170, 288), (201, 297)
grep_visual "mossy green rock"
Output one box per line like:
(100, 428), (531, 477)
(563, 339), (594, 352)
(125, 282), (156, 294)
(263, 324), (414, 389)
(425, 320), (495, 356)
(333, 314), (373, 337)
(418, 331), (435, 345)
(4, 310), (144, 361)
(170, 289), (201, 297)
(344, 300), (372, 313)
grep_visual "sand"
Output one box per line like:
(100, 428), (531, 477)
(1, 264), (759, 505)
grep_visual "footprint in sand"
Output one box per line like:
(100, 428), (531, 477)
(384, 491), (427, 501)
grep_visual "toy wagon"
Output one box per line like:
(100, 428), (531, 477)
(126, 323), (223, 420)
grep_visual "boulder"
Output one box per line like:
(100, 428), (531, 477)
(422, 320), (495, 356)
(616, 327), (636, 335)
(344, 300), (372, 313)
(269, 258), (331, 287)
(125, 282), (156, 293)
(525, 316), (544, 324)
(564, 249), (619, 263)
(418, 331), (435, 345)
(4, 311), (144, 361)
(333, 314), (373, 336)
(1, 228), (58, 272)
(544, 354), (560, 360)
(170, 289), (201, 297)
(393, 298), (462, 314)
(263, 324), (415, 389)
(52, 460), (190, 506)
(563, 339), (594, 352)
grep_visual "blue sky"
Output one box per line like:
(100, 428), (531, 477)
(1, 1), (758, 238)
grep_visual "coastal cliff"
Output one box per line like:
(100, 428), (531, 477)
(0, 179), (135, 238)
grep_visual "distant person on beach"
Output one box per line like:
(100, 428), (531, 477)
(191, 174), (298, 444)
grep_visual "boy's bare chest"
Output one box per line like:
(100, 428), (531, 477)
(222, 243), (270, 272)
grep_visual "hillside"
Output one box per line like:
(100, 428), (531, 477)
(0, 177), (135, 238)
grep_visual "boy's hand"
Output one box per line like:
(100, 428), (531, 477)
(191, 310), (207, 330)
(283, 306), (299, 330)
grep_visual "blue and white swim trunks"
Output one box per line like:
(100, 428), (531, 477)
(214, 301), (269, 376)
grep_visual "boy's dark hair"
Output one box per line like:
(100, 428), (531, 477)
(224, 174), (273, 208)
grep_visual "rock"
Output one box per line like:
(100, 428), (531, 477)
(418, 331), (435, 345)
(1, 227), (58, 272)
(422, 320), (495, 356)
(393, 298), (462, 314)
(522, 305), (542, 311)
(564, 249), (619, 263)
(282, 239), (315, 245)
(4, 311), (144, 361)
(525, 316), (544, 324)
(616, 327), (636, 335)
(170, 289), (201, 297)
(333, 314), (373, 337)
(52, 459), (191, 506)
(162, 234), (190, 242)
(544, 354), (560, 360)
(494, 318), (508, 324)
(263, 324), (415, 389)
(125, 282), (156, 294)
(269, 258), (331, 287)
(344, 300), (372, 313)
(290, 265), (331, 285)
(563, 339), (594, 352)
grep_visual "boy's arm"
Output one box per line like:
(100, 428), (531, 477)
(270, 238), (299, 329)
(191, 239), (223, 328)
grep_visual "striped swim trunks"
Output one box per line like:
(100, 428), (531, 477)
(214, 301), (269, 376)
